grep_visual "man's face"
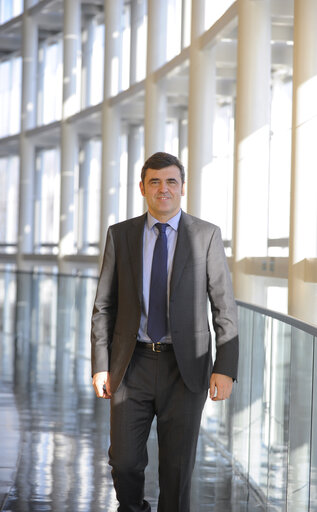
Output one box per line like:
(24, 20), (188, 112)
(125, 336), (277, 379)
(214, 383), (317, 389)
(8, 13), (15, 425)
(139, 165), (185, 222)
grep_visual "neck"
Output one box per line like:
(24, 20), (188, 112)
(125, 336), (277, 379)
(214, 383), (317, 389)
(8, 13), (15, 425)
(148, 209), (181, 223)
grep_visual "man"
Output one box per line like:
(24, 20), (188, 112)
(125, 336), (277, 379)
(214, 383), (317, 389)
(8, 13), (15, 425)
(91, 152), (239, 512)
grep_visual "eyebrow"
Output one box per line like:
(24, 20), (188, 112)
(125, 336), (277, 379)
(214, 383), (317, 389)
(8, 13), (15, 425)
(148, 177), (179, 183)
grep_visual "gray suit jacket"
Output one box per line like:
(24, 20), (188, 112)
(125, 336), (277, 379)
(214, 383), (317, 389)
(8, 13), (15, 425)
(91, 211), (239, 393)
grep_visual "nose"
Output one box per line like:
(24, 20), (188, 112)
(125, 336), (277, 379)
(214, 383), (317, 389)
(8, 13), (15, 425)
(158, 181), (168, 193)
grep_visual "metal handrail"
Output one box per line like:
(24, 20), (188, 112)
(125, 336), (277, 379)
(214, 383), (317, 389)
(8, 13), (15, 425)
(236, 299), (317, 337)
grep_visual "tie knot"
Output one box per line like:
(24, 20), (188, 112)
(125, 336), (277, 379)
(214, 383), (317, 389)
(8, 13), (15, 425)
(156, 223), (168, 235)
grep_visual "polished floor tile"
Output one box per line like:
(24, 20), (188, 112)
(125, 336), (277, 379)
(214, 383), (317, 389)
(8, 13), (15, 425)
(0, 372), (265, 512)
(0, 271), (266, 511)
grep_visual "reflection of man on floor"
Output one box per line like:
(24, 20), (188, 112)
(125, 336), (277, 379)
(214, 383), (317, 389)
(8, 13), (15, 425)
(91, 152), (239, 511)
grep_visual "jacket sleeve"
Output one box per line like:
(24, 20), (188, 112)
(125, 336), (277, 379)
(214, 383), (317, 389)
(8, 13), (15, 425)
(206, 226), (239, 380)
(91, 227), (118, 376)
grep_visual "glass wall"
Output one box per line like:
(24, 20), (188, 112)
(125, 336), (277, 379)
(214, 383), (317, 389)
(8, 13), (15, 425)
(268, 68), (293, 257)
(200, 32), (236, 254)
(81, 15), (105, 108)
(204, 0), (235, 30)
(130, 0), (147, 83)
(0, 270), (95, 390)
(37, 37), (63, 126)
(126, 124), (145, 219)
(0, 156), (19, 253)
(0, 0), (22, 24)
(166, 0), (182, 60)
(0, 0), (316, 324)
(34, 148), (60, 254)
(76, 139), (102, 254)
(0, 55), (22, 137)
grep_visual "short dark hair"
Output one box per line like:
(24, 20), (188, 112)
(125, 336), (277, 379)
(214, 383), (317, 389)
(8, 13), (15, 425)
(141, 152), (185, 185)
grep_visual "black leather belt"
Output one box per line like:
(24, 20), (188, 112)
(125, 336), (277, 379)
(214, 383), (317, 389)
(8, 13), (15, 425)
(136, 341), (173, 353)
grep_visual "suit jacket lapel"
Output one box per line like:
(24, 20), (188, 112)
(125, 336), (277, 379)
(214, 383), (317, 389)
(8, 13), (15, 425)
(127, 213), (146, 304)
(170, 212), (192, 298)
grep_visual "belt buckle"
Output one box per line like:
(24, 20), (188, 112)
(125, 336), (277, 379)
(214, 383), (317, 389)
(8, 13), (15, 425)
(152, 342), (161, 353)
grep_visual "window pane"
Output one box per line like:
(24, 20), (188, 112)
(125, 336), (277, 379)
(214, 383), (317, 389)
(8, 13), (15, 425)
(127, 124), (144, 219)
(0, 56), (22, 137)
(130, 0), (147, 83)
(121, 3), (131, 91)
(90, 23), (105, 104)
(37, 39), (63, 125)
(0, 156), (19, 251)
(202, 101), (234, 246)
(204, 0), (235, 30)
(267, 319), (291, 505)
(310, 336), (317, 511)
(119, 132), (128, 222)
(288, 328), (314, 511)
(268, 77), (292, 255)
(76, 139), (101, 254)
(34, 148), (60, 252)
(0, 60), (10, 136)
(0, 0), (23, 23)
(81, 17), (105, 108)
(166, 0), (182, 60)
(200, 34), (237, 256)
(10, 56), (22, 133)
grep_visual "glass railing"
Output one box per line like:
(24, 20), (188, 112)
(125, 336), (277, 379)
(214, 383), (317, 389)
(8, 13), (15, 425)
(1, 270), (316, 510)
(0, 270), (97, 390)
(202, 300), (317, 512)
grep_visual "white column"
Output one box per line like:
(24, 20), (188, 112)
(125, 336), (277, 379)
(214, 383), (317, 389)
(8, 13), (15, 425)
(144, 0), (168, 157)
(58, 0), (81, 273)
(187, 0), (215, 218)
(288, 0), (317, 323)
(17, 12), (38, 270)
(99, 0), (123, 254)
(232, 0), (271, 301)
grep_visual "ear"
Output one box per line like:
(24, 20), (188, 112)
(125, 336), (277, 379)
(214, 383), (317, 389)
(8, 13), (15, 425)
(139, 181), (145, 196)
(181, 183), (185, 196)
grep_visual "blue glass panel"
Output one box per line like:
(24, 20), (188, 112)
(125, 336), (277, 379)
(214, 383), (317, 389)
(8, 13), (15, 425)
(287, 327), (314, 511)
(310, 336), (317, 511)
(267, 319), (291, 508)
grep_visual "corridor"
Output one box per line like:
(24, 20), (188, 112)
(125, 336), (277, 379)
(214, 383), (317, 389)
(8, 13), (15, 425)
(0, 272), (263, 512)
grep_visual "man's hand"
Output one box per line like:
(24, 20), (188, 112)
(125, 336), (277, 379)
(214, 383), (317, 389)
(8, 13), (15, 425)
(209, 373), (233, 401)
(92, 371), (111, 399)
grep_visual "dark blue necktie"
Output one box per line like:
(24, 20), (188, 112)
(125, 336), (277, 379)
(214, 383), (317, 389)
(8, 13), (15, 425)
(147, 223), (168, 343)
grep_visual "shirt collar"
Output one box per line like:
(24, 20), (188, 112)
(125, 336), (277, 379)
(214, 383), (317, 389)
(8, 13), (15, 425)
(147, 209), (182, 232)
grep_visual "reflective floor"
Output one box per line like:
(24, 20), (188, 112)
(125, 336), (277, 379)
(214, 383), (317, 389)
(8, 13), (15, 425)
(0, 272), (265, 512)
(0, 377), (264, 512)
